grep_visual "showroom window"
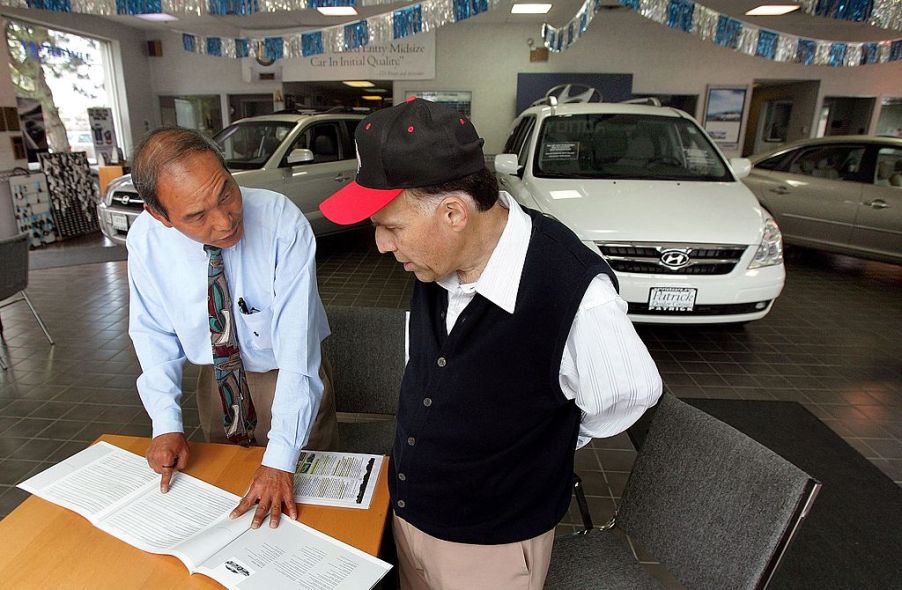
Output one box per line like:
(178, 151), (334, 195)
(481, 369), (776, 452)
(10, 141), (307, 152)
(160, 95), (223, 137)
(5, 19), (121, 163)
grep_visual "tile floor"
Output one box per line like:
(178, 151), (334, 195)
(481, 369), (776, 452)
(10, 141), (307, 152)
(1, 230), (901, 540)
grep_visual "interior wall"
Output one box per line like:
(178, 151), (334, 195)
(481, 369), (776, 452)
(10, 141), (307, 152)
(744, 81), (820, 156)
(394, 11), (902, 155)
(1, 7), (155, 157)
(147, 30), (281, 129)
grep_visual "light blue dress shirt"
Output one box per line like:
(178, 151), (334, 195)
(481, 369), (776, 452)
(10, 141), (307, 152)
(126, 187), (330, 472)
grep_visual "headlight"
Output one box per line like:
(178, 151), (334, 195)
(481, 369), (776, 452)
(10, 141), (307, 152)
(748, 217), (783, 269)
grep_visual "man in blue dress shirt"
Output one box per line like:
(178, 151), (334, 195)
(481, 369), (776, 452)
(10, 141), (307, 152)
(126, 127), (337, 529)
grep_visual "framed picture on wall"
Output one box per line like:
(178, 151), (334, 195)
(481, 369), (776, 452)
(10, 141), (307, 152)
(405, 91), (472, 118)
(703, 86), (749, 149)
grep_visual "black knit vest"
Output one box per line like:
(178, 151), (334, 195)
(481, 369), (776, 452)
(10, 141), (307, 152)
(390, 207), (618, 544)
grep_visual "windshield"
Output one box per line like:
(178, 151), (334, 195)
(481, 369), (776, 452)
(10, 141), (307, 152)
(213, 121), (296, 170)
(534, 114), (731, 181)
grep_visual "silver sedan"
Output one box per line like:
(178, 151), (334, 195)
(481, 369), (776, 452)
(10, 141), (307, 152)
(743, 135), (901, 264)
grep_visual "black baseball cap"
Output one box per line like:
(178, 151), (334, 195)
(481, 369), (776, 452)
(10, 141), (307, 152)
(319, 97), (485, 225)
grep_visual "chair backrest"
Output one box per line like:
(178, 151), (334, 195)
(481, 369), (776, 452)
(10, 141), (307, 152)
(617, 394), (820, 590)
(322, 305), (406, 415)
(0, 232), (29, 299)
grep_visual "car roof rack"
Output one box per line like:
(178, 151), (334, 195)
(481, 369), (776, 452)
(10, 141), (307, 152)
(620, 97), (663, 107)
(530, 84), (603, 109)
(530, 95), (559, 107)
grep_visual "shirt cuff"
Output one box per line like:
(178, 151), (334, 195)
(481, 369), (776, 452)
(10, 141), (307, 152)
(262, 440), (301, 473)
(151, 410), (184, 438)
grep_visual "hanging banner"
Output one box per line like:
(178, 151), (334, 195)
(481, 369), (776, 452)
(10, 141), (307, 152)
(87, 107), (118, 164)
(282, 31), (435, 81)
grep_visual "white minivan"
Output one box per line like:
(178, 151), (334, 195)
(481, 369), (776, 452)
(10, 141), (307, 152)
(495, 100), (785, 324)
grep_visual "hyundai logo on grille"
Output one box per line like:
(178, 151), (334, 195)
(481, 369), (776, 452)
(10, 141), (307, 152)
(660, 249), (691, 269)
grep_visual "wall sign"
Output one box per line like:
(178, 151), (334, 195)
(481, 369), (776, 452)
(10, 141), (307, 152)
(88, 107), (119, 164)
(703, 86), (749, 149)
(282, 31), (435, 82)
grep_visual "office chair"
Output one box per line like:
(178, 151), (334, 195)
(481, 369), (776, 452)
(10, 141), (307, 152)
(0, 233), (54, 353)
(546, 394), (820, 590)
(322, 305), (406, 455)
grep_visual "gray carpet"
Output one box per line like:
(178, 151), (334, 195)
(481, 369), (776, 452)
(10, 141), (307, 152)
(29, 245), (127, 270)
(629, 399), (902, 590)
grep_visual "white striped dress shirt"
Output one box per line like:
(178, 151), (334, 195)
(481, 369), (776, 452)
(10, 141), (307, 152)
(435, 192), (663, 447)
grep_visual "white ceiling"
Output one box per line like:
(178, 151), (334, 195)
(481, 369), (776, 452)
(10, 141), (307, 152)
(107, 0), (900, 41)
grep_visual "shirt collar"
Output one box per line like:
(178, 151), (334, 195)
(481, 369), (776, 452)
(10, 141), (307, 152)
(436, 191), (532, 315)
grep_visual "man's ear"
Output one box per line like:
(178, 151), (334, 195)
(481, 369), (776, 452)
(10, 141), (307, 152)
(440, 195), (469, 233)
(144, 204), (173, 228)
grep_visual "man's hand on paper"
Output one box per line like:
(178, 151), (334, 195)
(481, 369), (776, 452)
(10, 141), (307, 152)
(231, 465), (298, 529)
(146, 432), (190, 493)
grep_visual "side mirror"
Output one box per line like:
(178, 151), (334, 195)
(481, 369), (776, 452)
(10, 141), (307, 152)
(729, 157), (752, 180)
(287, 148), (315, 165)
(494, 153), (520, 176)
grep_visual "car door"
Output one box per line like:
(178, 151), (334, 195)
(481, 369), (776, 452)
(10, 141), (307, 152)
(753, 144), (865, 249)
(850, 145), (902, 261)
(496, 115), (540, 208)
(278, 120), (356, 235)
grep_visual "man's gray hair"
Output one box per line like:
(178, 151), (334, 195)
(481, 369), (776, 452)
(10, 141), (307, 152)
(131, 127), (227, 218)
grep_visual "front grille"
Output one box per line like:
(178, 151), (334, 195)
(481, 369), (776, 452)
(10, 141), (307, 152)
(109, 191), (144, 210)
(598, 243), (748, 275)
(628, 301), (772, 316)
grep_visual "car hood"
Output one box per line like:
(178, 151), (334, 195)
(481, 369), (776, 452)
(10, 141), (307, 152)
(524, 179), (766, 245)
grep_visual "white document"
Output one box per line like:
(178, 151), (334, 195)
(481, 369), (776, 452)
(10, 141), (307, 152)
(294, 451), (384, 510)
(18, 442), (391, 589)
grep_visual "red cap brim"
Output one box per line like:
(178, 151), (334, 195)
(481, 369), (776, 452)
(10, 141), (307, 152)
(319, 182), (404, 225)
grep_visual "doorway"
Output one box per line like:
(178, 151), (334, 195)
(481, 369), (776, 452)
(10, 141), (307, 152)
(819, 96), (876, 137)
(742, 80), (820, 156)
(228, 93), (274, 124)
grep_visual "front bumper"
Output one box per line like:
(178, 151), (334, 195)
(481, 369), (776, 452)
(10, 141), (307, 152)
(97, 202), (141, 246)
(618, 262), (786, 325)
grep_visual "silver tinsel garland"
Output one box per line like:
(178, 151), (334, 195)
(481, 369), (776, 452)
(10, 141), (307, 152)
(543, 0), (902, 67)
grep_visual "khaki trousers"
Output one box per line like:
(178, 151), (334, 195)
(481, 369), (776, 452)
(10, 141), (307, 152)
(196, 352), (339, 454)
(392, 514), (555, 590)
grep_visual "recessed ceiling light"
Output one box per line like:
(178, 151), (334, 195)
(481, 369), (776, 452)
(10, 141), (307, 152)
(511, 3), (552, 14)
(343, 80), (374, 88)
(361, 95), (384, 101)
(367, 88), (387, 93)
(136, 13), (179, 21)
(317, 6), (358, 16)
(745, 5), (801, 16)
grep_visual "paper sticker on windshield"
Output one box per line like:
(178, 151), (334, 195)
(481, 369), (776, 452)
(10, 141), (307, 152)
(542, 142), (580, 161)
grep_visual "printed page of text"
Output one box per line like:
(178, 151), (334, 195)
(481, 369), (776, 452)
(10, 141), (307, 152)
(18, 442), (158, 521)
(196, 517), (391, 590)
(293, 451), (384, 509)
(96, 473), (239, 567)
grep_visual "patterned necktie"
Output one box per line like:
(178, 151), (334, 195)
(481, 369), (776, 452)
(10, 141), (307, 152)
(204, 245), (256, 446)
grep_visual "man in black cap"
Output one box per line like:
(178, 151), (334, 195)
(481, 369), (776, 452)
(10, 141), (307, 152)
(320, 98), (661, 589)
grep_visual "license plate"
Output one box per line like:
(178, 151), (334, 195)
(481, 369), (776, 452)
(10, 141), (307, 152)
(111, 213), (128, 231)
(648, 287), (697, 312)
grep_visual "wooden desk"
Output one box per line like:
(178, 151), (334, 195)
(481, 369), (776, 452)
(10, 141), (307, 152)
(0, 435), (391, 589)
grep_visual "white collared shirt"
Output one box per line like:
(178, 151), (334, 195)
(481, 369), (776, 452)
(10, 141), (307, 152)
(436, 192), (662, 446)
